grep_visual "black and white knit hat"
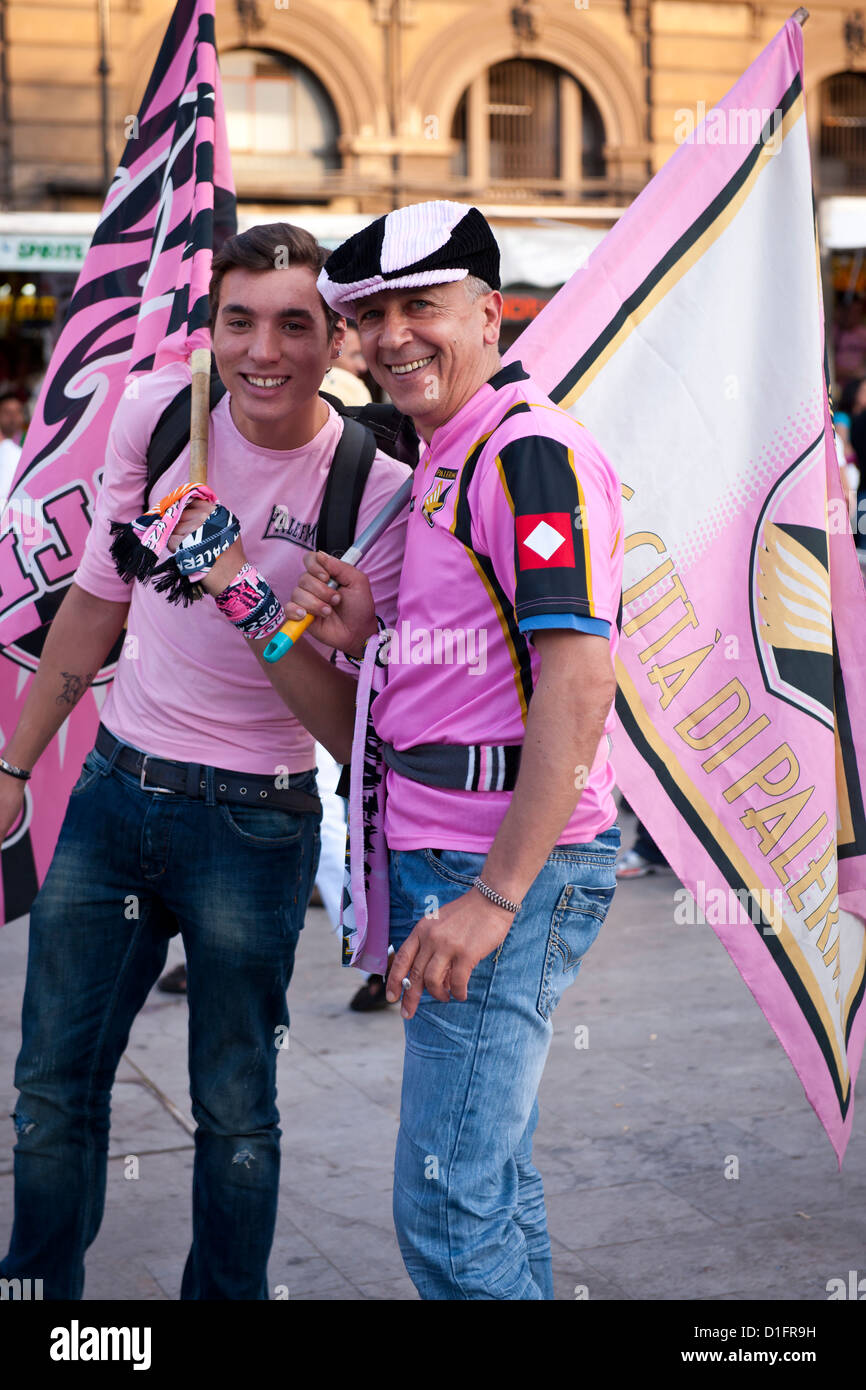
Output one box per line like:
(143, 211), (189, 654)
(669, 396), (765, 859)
(317, 201), (500, 313)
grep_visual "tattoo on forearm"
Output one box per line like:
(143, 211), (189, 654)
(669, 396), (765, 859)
(56, 672), (93, 707)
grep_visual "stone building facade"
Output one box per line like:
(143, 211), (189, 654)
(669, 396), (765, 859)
(2, 0), (866, 216)
(3, 1), (866, 393)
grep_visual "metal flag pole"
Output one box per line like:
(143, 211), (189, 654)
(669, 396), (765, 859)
(263, 472), (414, 663)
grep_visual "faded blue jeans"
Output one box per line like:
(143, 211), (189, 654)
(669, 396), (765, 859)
(0, 739), (320, 1300)
(389, 827), (619, 1301)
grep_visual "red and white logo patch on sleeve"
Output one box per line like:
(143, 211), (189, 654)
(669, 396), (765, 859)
(516, 513), (576, 570)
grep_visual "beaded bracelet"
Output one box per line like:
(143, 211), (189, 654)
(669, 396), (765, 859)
(472, 875), (522, 915)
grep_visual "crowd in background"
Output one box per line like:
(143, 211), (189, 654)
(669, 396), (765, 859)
(832, 296), (866, 553)
(0, 391), (28, 501)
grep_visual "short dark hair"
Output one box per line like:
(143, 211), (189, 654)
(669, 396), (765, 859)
(0, 391), (23, 407)
(209, 223), (341, 337)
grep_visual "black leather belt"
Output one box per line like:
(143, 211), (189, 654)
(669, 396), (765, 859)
(95, 725), (321, 815)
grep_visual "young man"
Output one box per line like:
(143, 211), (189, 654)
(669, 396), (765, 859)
(190, 202), (624, 1299)
(0, 223), (409, 1300)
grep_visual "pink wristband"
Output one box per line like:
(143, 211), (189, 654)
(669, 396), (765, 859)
(214, 563), (285, 640)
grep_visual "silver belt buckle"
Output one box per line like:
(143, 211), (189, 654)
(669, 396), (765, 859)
(139, 755), (174, 794)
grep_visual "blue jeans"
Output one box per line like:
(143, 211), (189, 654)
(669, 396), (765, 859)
(0, 740), (320, 1300)
(389, 827), (619, 1301)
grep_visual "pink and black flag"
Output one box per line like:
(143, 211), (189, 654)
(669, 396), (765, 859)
(0, 0), (235, 923)
(511, 16), (866, 1160)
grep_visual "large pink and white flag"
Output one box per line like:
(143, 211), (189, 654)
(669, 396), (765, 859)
(0, 0), (235, 923)
(511, 17), (866, 1160)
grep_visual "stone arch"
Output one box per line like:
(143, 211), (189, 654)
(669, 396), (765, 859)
(119, 1), (385, 148)
(403, 9), (644, 153)
(800, 34), (866, 145)
(811, 59), (866, 176)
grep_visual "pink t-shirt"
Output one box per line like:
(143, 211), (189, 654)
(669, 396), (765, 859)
(76, 361), (410, 774)
(373, 360), (623, 851)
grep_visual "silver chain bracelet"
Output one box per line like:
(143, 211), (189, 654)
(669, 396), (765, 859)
(472, 875), (521, 915)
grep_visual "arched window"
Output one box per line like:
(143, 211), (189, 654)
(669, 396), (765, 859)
(450, 59), (606, 197)
(820, 72), (866, 191)
(221, 49), (340, 194)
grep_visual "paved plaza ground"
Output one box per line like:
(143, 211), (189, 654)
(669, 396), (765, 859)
(0, 812), (863, 1304)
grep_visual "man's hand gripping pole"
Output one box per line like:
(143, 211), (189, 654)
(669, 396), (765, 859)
(263, 474), (413, 662)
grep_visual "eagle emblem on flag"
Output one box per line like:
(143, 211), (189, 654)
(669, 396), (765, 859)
(751, 451), (834, 729)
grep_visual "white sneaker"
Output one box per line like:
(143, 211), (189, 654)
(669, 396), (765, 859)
(615, 848), (670, 879)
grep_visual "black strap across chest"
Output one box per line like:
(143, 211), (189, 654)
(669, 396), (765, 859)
(143, 365), (378, 555)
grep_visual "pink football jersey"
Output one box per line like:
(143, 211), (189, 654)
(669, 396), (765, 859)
(373, 360), (624, 851)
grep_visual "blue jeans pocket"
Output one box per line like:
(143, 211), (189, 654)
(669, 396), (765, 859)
(536, 882), (613, 1021)
(420, 848), (483, 889)
(69, 748), (107, 797)
(217, 770), (319, 847)
(218, 803), (309, 847)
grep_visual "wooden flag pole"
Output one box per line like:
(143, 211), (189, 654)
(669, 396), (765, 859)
(188, 347), (211, 484)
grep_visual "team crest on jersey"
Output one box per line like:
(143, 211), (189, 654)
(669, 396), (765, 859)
(420, 468), (457, 528)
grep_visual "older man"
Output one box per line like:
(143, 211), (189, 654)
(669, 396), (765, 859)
(188, 202), (623, 1299)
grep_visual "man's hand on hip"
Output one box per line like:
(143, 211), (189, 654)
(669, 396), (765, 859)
(385, 888), (515, 1019)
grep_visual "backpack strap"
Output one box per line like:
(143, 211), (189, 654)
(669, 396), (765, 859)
(316, 415), (377, 557)
(145, 357), (227, 505)
(319, 390), (419, 469)
(143, 368), (377, 557)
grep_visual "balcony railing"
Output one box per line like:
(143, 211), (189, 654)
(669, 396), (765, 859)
(231, 161), (642, 207)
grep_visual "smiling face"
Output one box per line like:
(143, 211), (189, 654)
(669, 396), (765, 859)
(211, 264), (343, 450)
(353, 280), (503, 440)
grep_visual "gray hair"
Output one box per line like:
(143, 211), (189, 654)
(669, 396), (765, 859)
(463, 275), (495, 300)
